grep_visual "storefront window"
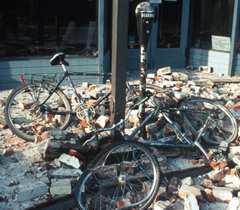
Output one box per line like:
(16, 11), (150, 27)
(0, 0), (98, 57)
(191, 0), (233, 51)
(237, 19), (240, 51)
(157, 0), (182, 49)
(128, 0), (143, 49)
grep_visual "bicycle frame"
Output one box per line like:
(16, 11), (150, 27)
(22, 63), (112, 112)
(89, 92), (212, 159)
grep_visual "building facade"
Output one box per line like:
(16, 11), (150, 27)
(0, 0), (240, 90)
(0, 0), (112, 90)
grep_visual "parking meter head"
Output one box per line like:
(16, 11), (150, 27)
(135, 2), (155, 46)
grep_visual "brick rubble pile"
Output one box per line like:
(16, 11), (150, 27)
(1, 68), (240, 209)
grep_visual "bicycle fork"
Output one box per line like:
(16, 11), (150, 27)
(162, 113), (210, 159)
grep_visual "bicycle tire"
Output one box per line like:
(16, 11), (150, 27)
(178, 97), (238, 145)
(75, 140), (161, 210)
(4, 82), (72, 142)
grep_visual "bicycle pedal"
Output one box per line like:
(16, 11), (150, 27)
(207, 149), (214, 158)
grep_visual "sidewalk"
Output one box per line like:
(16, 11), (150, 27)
(1, 66), (240, 210)
(127, 67), (240, 84)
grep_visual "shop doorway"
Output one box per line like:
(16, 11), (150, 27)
(127, 0), (190, 70)
(149, 0), (190, 69)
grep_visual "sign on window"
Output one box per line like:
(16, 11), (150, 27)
(212, 35), (231, 51)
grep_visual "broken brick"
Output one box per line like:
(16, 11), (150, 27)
(210, 161), (228, 170)
(167, 177), (180, 196)
(217, 180), (226, 187)
(96, 115), (110, 128)
(4, 148), (13, 157)
(19, 101), (32, 109)
(206, 169), (225, 182)
(0, 123), (7, 129)
(178, 184), (203, 202)
(200, 179), (214, 189)
(203, 189), (215, 203)
(88, 85), (96, 92)
(190, 160), (199, 165)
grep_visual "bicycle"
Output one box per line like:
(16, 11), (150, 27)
(74, 89), (238, 210)
(4, 52), (162, 142)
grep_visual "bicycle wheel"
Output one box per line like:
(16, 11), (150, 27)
(179, 97), (238, 145)
(4, 82), (72, 142)
(75, 140), (161, 210)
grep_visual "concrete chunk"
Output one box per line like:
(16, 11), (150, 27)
(178, 184), (203, 202)
(226, 197), (240, 210)
(206, 169), (225, 182)
(16, 181), (48, 202)
(157, 66), (171, 76)
(184, 194), (199, 210)
(154, 200), (173, 210)
(59, 153), (80, 169)
(50, 178), (71, 196)
(212, 186), (233, 203)
(49, 168), (82, 179)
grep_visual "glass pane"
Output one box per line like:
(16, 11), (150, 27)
(191, 0), (233, 51)
(0, 0), (98, 57)
(157, 0), (183, 48)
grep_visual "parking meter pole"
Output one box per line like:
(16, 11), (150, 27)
(139, 44), (147, 137)
(135, 2), (154, 138)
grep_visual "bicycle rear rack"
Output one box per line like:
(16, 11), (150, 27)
(20, 73), (58, 84)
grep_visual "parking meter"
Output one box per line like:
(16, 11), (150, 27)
(135, 2), (154, 46)
(135, 2), (155, 138)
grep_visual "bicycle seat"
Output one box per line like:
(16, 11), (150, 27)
(50, 52), (69, 66)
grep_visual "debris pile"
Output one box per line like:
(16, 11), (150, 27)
(1, 68), (240, 209)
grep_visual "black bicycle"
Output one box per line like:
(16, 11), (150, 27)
(4, 52), (161, 141)
(74, 89), (238, 210)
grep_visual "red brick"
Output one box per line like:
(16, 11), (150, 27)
(217, 180), (226, 187)
(88, 85), (96, 92)
(234, 102), (240, 109)
(200, 179), (214, 188)
(191, 160), (199, 165)
(0, 123), (8, 129)
(117, 199), (125, 208)
(85, 100), (95, 106)
(210, 162), (228, 170)
(206, 169), (225, 182)
(203, 189), (215, 203)
(0, 101), (5, 106)
(167, 177), (180, 196)
(163, 123), (173, 135)
(40, 161), (46, 167)
(175, 83), (181, 88)
(69, 149), (86, 163)
(71, 93), (82, 103)
(41, 131), (51, 141)
(4, 149), (13, 157)
(80, 120), (88, 128)
(19, 102), (32, 109)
